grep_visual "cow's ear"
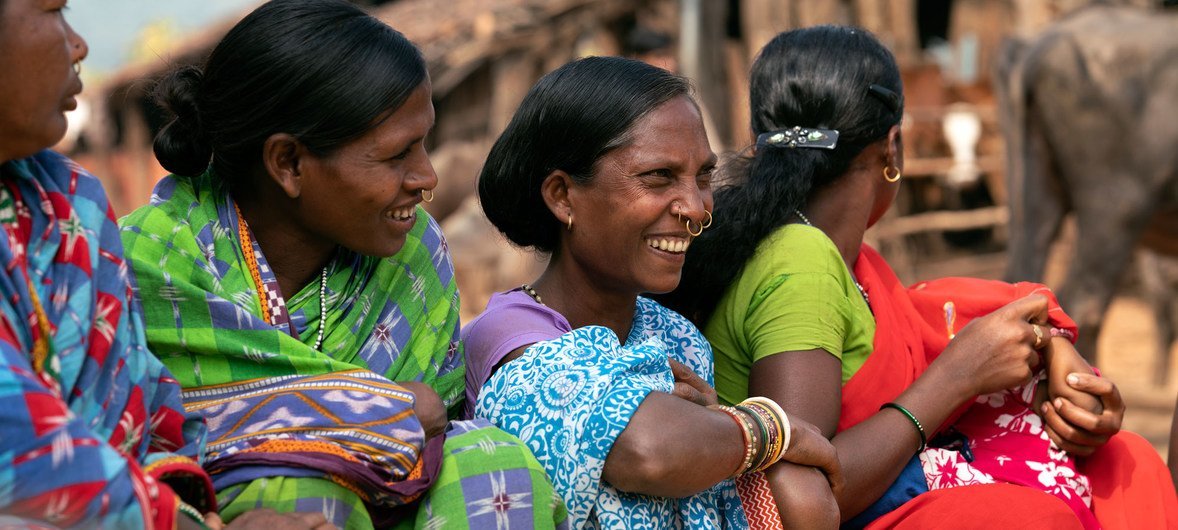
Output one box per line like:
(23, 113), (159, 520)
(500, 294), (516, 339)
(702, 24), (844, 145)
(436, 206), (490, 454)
(540, 170), (574, 227)
(885, 124), (904, 171)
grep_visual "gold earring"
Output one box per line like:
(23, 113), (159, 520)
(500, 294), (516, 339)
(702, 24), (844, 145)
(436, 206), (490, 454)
(422, 189), (435, 203)
(883, 166), (901, 183)
(702, 210), (713, 229)
(686, 218), (703, 237)
(567, 214), (573, 231)
(73, 62), (82, 75)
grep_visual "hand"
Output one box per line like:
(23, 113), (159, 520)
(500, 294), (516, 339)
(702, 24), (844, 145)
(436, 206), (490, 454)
(934, 294), (1048, 398)
(1043, 338), (1101, 415)
(400, 381), (448, 440)
(212, 509), (337, 530)
(780, 417), (844, 498)
(669, 358), (718, 407)
(1040, 372), (1124, 456)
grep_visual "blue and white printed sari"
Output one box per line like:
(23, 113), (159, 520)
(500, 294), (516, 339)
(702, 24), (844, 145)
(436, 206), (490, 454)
(476, 297), (748, 529)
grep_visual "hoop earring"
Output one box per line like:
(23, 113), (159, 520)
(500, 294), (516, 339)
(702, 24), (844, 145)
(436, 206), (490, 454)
(567, 214), (573, 231)
(883, 166), (901, 183)
(701, 210), (713, 229)
(687, 218), (704, 237)
(421, 189), (435, 203)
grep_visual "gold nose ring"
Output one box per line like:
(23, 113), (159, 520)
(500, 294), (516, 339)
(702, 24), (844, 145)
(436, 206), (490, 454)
(701, 210), (713, 229)
(422, 189), (435, 203)
(687, 218), (703, 237)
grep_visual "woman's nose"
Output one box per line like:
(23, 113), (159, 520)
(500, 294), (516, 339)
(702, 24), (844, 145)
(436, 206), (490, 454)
(67, 22), (89, 64)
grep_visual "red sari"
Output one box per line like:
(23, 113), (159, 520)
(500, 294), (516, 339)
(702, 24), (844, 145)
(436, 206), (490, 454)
(848, 245), (1177, 529)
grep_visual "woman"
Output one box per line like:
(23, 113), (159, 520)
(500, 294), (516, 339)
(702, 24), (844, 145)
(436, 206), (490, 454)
(467, 56), (843, 530)
(669, 26), (1178, 529)
(0, 1), (333, 529)
(118, 1), (565, 528)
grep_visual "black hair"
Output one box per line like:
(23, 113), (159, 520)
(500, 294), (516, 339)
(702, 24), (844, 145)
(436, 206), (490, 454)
(478, 56), (690, 253)
(663, 26), (903, 323)
(152, 0), (427, 179)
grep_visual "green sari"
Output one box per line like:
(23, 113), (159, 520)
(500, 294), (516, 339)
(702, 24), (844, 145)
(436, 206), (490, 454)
(120, 173), (566, 529)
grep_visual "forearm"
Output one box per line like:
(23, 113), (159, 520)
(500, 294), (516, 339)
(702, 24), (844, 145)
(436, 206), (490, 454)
(603, 391), (744, 497)
(829, 367), (971, 519)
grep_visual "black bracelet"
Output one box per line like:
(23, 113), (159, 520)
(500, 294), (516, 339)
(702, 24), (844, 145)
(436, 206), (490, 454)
(880, 402), (926, 454)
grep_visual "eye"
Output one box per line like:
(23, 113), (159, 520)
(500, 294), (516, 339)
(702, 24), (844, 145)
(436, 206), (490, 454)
(643, 168), (674, 179)
(696, 167), (715, 187)
(389, 144), (415, 161)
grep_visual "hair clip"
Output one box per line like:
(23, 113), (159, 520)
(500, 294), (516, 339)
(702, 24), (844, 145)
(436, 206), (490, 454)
(868, 84), (902, 115)
(756, 126), (839, 150)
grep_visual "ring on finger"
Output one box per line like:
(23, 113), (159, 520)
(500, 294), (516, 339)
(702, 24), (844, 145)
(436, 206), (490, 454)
(1032, 323), (1044, 348)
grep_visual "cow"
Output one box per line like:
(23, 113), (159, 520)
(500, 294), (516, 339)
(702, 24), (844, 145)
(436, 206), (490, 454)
(996, 5), (1178, 376)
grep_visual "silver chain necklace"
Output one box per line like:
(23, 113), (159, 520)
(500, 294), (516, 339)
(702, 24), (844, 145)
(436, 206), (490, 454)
(794, 209), (870, 306)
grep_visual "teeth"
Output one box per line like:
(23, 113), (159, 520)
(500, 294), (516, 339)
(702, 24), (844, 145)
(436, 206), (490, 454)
(387, 207), (416, 221)
(646, 237), (690, 253)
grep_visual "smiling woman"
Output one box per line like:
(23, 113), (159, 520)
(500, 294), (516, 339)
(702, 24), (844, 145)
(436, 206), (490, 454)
(466, 56), (844, 530)
(117, 0), (566, 528)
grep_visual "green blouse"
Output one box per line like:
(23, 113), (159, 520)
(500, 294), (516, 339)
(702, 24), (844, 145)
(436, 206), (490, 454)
(704, 223), (875, 405)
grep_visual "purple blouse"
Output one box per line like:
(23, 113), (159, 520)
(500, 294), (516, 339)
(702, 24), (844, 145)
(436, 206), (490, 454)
(461, 288), (571, 418)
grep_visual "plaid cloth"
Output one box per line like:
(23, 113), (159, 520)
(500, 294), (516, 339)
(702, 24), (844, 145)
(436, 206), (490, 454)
(120, 172), (565, 528)
(0, 152), (212, 529)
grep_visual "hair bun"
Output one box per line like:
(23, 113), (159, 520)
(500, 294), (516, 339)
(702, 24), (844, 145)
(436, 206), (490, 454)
(153, 65), (212, 176)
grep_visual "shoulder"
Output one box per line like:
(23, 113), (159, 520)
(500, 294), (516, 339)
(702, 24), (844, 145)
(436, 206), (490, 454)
(748, 224), (847, 278)
(463, 290), (568, 346)
(119, 174), (201, 231)
(462, 290), (569, 375)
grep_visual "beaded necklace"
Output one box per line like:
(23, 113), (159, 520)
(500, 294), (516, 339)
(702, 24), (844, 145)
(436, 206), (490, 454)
(235, 205), (329, 350)
(794, 209), (870, 306)
(521, 283), (544, 306)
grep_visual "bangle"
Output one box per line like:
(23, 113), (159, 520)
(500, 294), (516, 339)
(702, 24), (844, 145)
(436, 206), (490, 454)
(176, 500), (206, 527)
(734, 404), (771, 471)
(880, 402), (926, 454)
(745, 396), (791, 457)
(709, 404), (756, 476)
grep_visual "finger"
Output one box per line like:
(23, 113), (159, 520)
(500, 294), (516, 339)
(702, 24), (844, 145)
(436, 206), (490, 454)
(1042, 400), (1106, 448)
(204, 513), (224, 530)
(1044, 421), (1096, 457)
(1005, 294), (1050, 322)
(1066, 373), (1125, 414)
(1029, 323), (1048, 350)
(672, 382), (702, 404)
(295, 512), (330, 526)
(1053, 395), (1119, 436)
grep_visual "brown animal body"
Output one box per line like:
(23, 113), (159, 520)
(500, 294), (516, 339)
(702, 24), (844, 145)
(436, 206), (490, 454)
(997, 6), (1178, 369)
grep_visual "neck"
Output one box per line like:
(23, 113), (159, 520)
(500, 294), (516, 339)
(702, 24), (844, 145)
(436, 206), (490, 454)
(233, 184), (334, 298)
(530, 251), (637, 343)
(802, 168), (873, 271)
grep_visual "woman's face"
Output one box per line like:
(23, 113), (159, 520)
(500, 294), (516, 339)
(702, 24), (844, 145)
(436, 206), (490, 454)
(0, 0), (87, 162)
(297, 80), (438, 258)
(563, 95), (716, 296)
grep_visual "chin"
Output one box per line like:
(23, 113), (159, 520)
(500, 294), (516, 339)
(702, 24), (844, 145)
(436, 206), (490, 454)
(354, 237), (407, 259)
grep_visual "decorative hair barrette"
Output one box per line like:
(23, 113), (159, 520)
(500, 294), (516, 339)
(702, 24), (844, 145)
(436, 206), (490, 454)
(756, 125), (839, 150)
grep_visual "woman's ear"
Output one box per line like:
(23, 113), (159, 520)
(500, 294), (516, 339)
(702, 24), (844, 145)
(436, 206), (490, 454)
(540, 170), (575, 226)
(262, 133), (305, 199)
(885, 124), (904, 172)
